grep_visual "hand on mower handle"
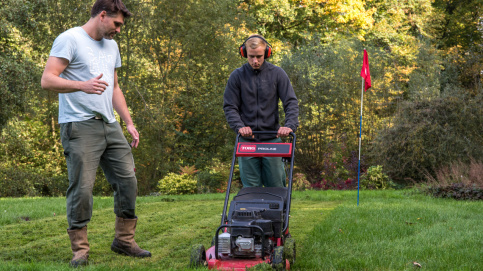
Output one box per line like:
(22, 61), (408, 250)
(238, 126), (254, 138)
(277, 127), (293, 138)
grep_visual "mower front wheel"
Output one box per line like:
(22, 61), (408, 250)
(189, 244), (207, 268)
(284, 237), (296, 265)
(271, 246), (286, 270)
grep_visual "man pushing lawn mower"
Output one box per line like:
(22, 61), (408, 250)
(223, 34), (299, 188)
(189, 35), (299, 270)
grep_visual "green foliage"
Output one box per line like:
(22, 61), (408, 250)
(0, 118), (65, 176)
(425, 184), (483, 200)
(157, 172), (197, 195)
(0, 55), (39, 129)
(369, 91), (483, 184)
(238, 0), (375, 46)
(197, 159), (240, 193)
(113, 0), (249, 193)
(321, 148), (352, 185)
(408, 40), (442, 101)
(197, 170), (225, 194)
(360, 165), (393, 190)
(0, 0), (52, 130)
(281, 37), (396, 182)
(0, 117), (68, 197)
(433, 0), (482, 92)
(292, 173), (311, 191)
(365, 0), (444, 87)
(0, 0), (480, 195)
(440, 44), (483, 93)
(0, 168), (36, 197)
(433, 0), (482, 51)
(0, 167), (67, 197)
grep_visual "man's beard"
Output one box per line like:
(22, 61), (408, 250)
(103, 31), (117, 40)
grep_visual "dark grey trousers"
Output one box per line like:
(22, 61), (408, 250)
(60, 119), (137, 229)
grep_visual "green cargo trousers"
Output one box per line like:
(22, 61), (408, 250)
(238, 137), (286, 187)
(60, 119), (137, 230)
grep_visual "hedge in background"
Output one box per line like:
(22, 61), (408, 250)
(369, 90), (483, 184)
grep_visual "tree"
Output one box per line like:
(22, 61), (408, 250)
(280, 38), (392, 180)
(113, 0), (251, 192)
(433, 0), (482, 92)
(237, 0), (375, 45)
(0, 0), (47, 129)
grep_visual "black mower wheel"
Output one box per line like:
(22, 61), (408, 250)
(271, 246), (286, 270)
(284, 237), (296, 266)
(189, 244), (206, 268)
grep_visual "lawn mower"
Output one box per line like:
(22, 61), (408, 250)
(190, 131), (297, 270)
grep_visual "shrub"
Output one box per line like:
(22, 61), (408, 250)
(197, 169), (226, 193)
(0, 116), (69, 197)
(312, 143), (367, 189)
(369, 92), (483, 184)
(0, 167), (37, 197)
(179, 165), (198, 175)
(425, 184), (483, 200)
(292, 173), (311, 191)
(157, 172), (197, 195)
(360, 165), (393, 190)
(318, 143), (360, 185)
(197, 159), (240, 193)
(311, 178), (356, 190)
(0, 167), (68, 197)
(421, 159), (483, 200)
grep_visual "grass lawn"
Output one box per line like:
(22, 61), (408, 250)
(0, 190), (481, 270)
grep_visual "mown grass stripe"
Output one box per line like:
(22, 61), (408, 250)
(1, 191), (481, 270)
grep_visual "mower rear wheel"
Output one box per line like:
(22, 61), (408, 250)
(189, 244), (206, 268)
(284, 237), (296, 265)
(271, 246), (286, 270)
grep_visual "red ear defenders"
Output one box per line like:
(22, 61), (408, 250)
(239, 35), (272, 59)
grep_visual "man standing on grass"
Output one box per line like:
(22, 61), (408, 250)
(41, 0), (151, 267)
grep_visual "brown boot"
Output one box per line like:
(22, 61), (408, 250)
(111, 217), (151, 258)
(67, 226), (89, 267)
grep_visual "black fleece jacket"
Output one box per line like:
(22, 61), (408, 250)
(223, 61), (299, 136)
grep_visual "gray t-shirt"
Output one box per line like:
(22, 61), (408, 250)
(49, 27), (122, 123)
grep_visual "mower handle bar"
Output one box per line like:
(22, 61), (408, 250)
(237, 130), (295, 137)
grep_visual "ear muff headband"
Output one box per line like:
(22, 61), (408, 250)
(239, 35), (272, 59)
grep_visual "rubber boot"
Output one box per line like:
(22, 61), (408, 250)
(67, 226), (89, 267)
(111, 217), (151, 258)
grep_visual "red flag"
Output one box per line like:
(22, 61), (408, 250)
(360, 49), (371, 91)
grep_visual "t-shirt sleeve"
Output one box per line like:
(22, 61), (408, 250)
(115, 48), (122, 68)
(49, 32), (76, 63)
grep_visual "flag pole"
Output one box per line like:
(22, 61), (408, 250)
(357, 48), (367, 206)
(357, 76), (364, 206)
(357, 49), (371, 206)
